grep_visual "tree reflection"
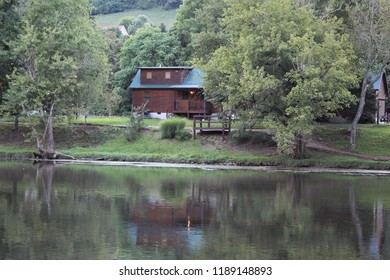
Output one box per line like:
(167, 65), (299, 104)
(35, 163), (55, 219)
(0, 164), (389, 260)
(349, 186), (385, 259)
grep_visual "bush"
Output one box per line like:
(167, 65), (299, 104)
(126, 112), (144, 142)
(176, 129), (192, 141)
(251, 132), (276, 146)
(160, 118), (186, 139)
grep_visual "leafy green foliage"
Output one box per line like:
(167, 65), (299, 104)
(346, 0), (390, 150)
(120, 14), (154, 35)
(0, 0), (20, 110)
(175, 0), (227, 63)
(160, 117), (186, 139)
(126, 104), (146, 142)
(175, 129), (192, 141)
(114, 28), (184, 111)
(202, 0), (358, 158)
(3, 0), (110, 154)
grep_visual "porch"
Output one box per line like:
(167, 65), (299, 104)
(173, 100), (212, 114)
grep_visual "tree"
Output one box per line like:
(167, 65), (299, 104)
(174, 0), (205, 61)
(125, 15), (154, 35)
(0, 0), (20, 113)
(4, 0), (109, 159)
(174, 0), (226, 63)
(347, 0), (390, 150)
(114, 28), (184, 112)
(201, 0), (357, 158)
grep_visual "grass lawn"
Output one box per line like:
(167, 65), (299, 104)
(72, 116), (191, 127)
(314, 123), (390, 156)
(4, 120), (390, 169)
(94, 7), (177, 29)
(62, 132), (280, 165)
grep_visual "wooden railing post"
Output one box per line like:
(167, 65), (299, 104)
(193, 117), (196, 139)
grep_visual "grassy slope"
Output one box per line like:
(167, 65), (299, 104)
(314, 124), (390, 156)
(4, 120), (390, 169)
(94, 7), (177, 29)
(63, 132), (279, 165)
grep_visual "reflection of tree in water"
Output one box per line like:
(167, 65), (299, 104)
(1, 164), (390, 260)
(349, 187), (385, 259)
(160, 178), (188, 207)
(197, 173), (389, 260)
(0, 163), (135, 259)
(0, 225), (9, 259)
(35, 163), (55, 219)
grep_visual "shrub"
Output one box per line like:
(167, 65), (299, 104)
(251, 132), (276, 147)
(126, 104), (146, 142)
(176, 129), (192, 141)
(160, 118), (186, 139)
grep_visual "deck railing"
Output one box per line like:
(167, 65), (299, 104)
(192, 115), (231, 140)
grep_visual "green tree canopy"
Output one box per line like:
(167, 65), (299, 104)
(201, 0), (358, 158)
(114, 28), (184, 111)
(3, 0), (109, 158)
(347, 0), (390, 150)
(174, 0), (227, 63)
(0, 0), (20, 109)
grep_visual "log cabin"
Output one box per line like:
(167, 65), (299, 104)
(128, 66), (218, 119)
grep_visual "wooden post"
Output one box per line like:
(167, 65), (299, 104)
(193, 117), (196, 139)
(222, 122), (225, 141)
(377, 98), (380, 125)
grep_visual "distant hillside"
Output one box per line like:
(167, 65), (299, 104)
(94, 7), (177, 30)
(91, 0), (182, 15)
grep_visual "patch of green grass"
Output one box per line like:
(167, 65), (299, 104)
(72, 116), (191, 127)
(73, 117), (129, 126)
(5, 121), (390, 170)
(63, 132), (280, 165)
(314, 124), (390, 156)
(94, 7), (177, 29)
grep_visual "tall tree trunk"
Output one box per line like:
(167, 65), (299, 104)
(350, 78), (370, 151)
(293, 133), (305, 159)
(25, 103), (74, 160)
(45, 103), (55, 154)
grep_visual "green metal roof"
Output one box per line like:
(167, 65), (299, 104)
(138, 66), (193, 70)
(128, 67), (205, 89)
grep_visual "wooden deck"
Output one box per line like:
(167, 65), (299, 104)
(192, 115), (231, 140)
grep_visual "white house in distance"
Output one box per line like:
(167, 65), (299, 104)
(101, 25), (129, 36)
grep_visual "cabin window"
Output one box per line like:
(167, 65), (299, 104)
(165, 71), (171, 79)
(144, 91), (150, 104)
(182, 91), (189, 100)
(146, 72), (152, 79)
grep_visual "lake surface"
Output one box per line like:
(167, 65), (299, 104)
(1, 161), (390, 260)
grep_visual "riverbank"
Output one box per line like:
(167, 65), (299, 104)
(2, 122), (390, 171)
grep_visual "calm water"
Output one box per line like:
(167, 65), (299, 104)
(1, 161), (390, 260)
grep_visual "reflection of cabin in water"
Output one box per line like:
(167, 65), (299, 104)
(128, 199), (213, 247)
(128, 66), (218, 119)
